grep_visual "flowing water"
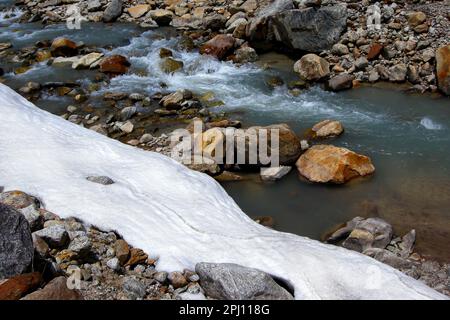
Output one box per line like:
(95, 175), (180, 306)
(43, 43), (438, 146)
(1, 13), (450, 260)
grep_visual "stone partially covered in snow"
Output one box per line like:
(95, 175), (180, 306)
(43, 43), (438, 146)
(296, 145), (375, 184)
(0, 83), (446, 299)
(0, 203), (34, 279)
(196, 262), (294, 300)
(260, 166), (292, 181)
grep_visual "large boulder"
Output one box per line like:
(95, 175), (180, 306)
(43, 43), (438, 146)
(0, 203), (34, 279)
(294, 54), (330, 81)
(0, 272), (42, 300)
(195, 263), (294, 300)
(199, 35), (236, 60)
(103, 0), (123, 23)
(272, 6), (347, 52)
(436, 45), (450, 95)
(296, 145), (375, 184)
(21, 276), (83, 300)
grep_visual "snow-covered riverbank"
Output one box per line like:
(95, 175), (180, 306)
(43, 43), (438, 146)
(0, 83), (446, 300)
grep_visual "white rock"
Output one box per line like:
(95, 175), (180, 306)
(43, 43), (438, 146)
(260, 166), (292, 181)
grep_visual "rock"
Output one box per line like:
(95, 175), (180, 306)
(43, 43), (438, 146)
(106, 257), (120, 271)
(272, 5), (347, 52)
(32, 234), (50, 258)
(86, 176), (114, 185)
(120, 106), (137, 121)
(265, 76), (284, 88)
(407, 65), (420, 84)
(388, 64), (407, 82)
(203, 14), (227, 31)
(311, 120), (344, 138)
(125, 248), (148, 267)
(327, 74), (354, 92)
(0, 204), (34, 279)
(226, 17), (247, 33)
(0, 42), (12, 52)
(103, 0), (123, 23)
(0, 272), (42, 300)
(119, 121), (134, 133)
(168, 271), (188, 289)
(154, 271), (168, 283)
(293, 54), (330, 81)
(35, 50), (52, 62)
(159, 47), (172, 58)
(20, 205), (44, 231)
(331, 43), (349, 56)
(296, 145), (375, 184)
(436, 45), (450, 95)
(50, 38), (78, 57)
(148, 9), (173, 26)
(87, 0), (102, 12)
(160, 90), (192, 110)
(253, 216), (275, 228)
(72, 52), (103, 69)
(260, 166), (291, 181)
(342, 218), (393, 252)
(214, 171), (244, 182)
(122, 277), (146, 299)
(114, 239), (130, 265)
(33, 225), (69, 248)
(160, 57), (183, 73)
(0, 190), (38, 209)
(21, 276), (83, 300)
(325, 216), (364, 243)
(196, 263), (294, 300)
(233, 46), (258, 63)
(363, 248), (412, 269)
(407, 11), (427, 27)
(200, 35), (236, 60)
(127, 4), (150, 18)
(99, 55), (130, 74)
(139, 133), (154, 144)
(52, 56), (81, 67)
(68, 235), (91, 258)
(399, 229), (416, 258)
(354, 57), (369, 70)
(367, 43), (383, 60)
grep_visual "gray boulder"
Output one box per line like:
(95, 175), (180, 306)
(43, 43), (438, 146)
(0, 203), (34, 279)
(103, 0), (123, 23)
(342, 217), (393, 252)
(272, 6), (347, 52)
(195, 262), (294, 300)
(33, 225), (69, 248)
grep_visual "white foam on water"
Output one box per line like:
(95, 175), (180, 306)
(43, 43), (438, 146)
(420, 117), (443, 130)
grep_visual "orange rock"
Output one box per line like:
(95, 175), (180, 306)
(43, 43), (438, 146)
(125, 248), (148, 267)
(99, 55), (130, 74)
(127, 4), (150, 18)
(367, 43), (383, 60)
(0, 272), (42, 300)
(199, 34), (235, 60)
(296, 145), (375, 184)
(436, 45), (450, 96)
(50, 38), (78, 57)
(21, 276), (83, 300)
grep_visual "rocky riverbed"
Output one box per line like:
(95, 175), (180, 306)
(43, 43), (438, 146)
(0, 0), (449, 300)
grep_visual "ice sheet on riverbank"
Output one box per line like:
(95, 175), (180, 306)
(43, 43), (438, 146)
(0, 83), (446, 300)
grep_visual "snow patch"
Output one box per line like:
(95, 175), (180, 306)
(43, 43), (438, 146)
(0, 83), (446, 300)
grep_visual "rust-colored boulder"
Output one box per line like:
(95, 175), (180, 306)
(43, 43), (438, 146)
(21, 276), (83, 300)
(436, 45), (450, 96)
(296, 145), (375, 184)
(199, 34), (236, 60)
(0, 272), (42, 300)
(125, 248), (148, 267)
(99, 55), (130, 74)
(50, 38), (78, 57)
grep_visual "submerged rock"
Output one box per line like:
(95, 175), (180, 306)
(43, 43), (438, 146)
(296, 145), (375, 184)
(0, 204), (34, 279)
(160, 57), (183, 73)
(196, 262), (294, 300)
(294, 54), (330, 81)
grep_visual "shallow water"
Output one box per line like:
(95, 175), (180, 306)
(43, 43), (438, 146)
(2, 20), (450, 261)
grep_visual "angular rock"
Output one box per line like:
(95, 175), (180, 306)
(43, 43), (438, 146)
(114, 239), (130, 265)
(103, 0), (123, 23)
(363, 248), (412, 269)
(407, 11), (426, 27)
(68, 235), (91, 258)
(200, 34), (236, 60)
(388, 64), (407, 82)
(107, 257), (120, 271)
(272, 5), (347, 52)
(0, 272), (42, 300)
(367, 43), (383, 60)
(125, 248), (148, 267)
(293, 54), (330, 81)
(72, 52), (103, 69)
(342, 218), (393, 252)
(311, 120), (344, 138)
(122, 277), (146, 299)
(20, 205), (44, 231)
(260, 166), (291, 181)
(160, 90), (192, 110)
(296, 145), (375, 184)
(327, 74), (354, 91)
(0, 190), (38, 209)
(127, 4), (150, 18)
(233, 46), (258, 64)
(160, 57), (183, 73)
(33, 225), (69, 249)
(436, 45), (450, 95)
(21, 276), (83, 300)
(86, 176), (114, 185)
(148, 9), (173, 26)
(168, 271), (188, 289)
(196, 263), (294, 300)
(0, 203), (34, 279)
